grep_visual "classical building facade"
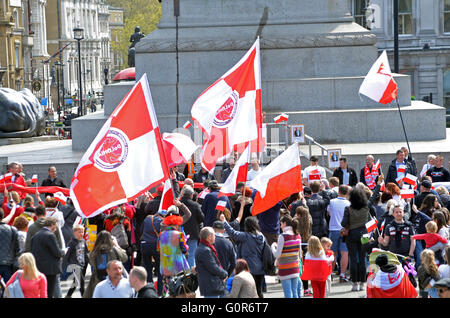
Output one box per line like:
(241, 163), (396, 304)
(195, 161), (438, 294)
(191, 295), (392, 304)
(0, 0), (25, 90)
(351, 0), (450, 121)
(45, 0), (112, 114)
(108, 5), (124, 79)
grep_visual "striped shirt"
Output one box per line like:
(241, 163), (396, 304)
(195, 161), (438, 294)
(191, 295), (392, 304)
(275, 227), (301, 280)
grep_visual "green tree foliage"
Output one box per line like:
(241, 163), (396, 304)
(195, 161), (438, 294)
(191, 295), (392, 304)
(104, 0), (162, 69)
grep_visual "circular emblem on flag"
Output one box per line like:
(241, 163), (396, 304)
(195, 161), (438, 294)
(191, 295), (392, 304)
(93, 128), (129, 172)
(213, 91), (238, 127)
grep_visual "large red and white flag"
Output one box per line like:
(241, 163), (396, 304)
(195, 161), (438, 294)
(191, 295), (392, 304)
(218, 145), (250, 197)
(359, 50), (398, 104)
(367, 265), (418, 298)
(191, 38), (263, 172)
(162, 132), (198, 169)
(159, 178), (175, 211)
(250, 143), (302, 215)
(0, 173), (13, 183)
(70, 75), (170, 218)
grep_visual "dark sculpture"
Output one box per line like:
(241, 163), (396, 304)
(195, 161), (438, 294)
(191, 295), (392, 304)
(128, 26), (145, 67)
(0, 88), (45, 138)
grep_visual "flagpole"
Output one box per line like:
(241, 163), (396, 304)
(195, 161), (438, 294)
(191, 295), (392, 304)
(395, 98), (412, 157)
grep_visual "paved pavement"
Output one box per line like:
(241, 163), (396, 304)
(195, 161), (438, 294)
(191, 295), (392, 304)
(61, 268), (366, 299)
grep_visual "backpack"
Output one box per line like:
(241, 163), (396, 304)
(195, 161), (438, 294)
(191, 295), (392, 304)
(96, 248), (119, 281)
(111, 220), (129, 249)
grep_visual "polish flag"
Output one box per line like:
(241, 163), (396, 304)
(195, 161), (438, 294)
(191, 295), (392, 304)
(216, 200), (227, 212)
(397, 165), (406, 174)
(395, 176), (404, 184)
(250, 143), (302, 216)
(403, 173), (417, 186)
(380, 219), (386, 233)
(162, 132), (199, 168)
(400, 189), (414, 199)
(359, 50), (398, 104)
(54, 191), (67, 205)
(31, 174), (38, 184)
(367, 265), (418, 298)
(218, 145), (250, 197)
(0, 173), (13, 183)
(301, 254), (332, 282)
(191, 38), (263, 172)
(159, 179), (175, 211)
(380, 181), (385, 192)
(183, 121), (192, 130)
(274, 113), (289, 124)
(366, 218), (378, 233)
(70, 75), (170, 218)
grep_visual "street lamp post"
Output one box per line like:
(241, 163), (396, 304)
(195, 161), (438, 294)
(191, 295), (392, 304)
(73, 27), (84, 116)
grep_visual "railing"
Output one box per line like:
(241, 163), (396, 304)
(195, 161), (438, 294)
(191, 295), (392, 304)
(263, 123), (334, 176)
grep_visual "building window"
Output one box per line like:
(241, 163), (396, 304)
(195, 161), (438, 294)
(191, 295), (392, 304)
(398, 0), (413, 35)
(15, 45), (20, 68)
(352, 0), (368, 28)
(444, 0), (450, 33)
(444, 69), (450, 114)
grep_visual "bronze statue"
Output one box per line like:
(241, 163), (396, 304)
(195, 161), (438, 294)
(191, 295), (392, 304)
(128, 26), (145, 67)
(0, 88), (45, 138)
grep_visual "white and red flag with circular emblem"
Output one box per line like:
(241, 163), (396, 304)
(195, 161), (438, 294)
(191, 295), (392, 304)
(191, 37), (263, 172)
(70, 75), (171, 218)
(162, 132), (198, 168)
(359, 50), (398, 105)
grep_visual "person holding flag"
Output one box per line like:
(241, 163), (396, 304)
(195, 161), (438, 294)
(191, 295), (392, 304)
(201, 180), (232, 227)
(378, 204), (416, 263)
(385, 149), (415, 187)
(359, 155), (382, 190)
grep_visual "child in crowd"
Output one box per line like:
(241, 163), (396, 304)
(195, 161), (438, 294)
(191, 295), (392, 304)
(301, 236), (333, 298)
(62, 224), (89, 297)
(321, 237), (334, 297)
(417, 249), (441, 298)
(413, 221), (448, 264)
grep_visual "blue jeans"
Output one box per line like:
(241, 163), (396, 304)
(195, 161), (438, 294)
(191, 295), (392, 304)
(281, 277), (299, 298)
(186, 238), (198, 268)
(414, 240), (425, 271)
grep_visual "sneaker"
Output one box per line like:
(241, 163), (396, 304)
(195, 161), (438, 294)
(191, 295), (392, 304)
(339, 275), (349, 283)
(303, 289), (313, 297)
(359, 283), (365, 291)
(351, 283), (358, 291)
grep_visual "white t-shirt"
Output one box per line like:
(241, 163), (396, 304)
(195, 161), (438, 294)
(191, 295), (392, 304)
(327, 197), (351, 231)
(303, 165), (326, 183)
(247, 168), (262, 181)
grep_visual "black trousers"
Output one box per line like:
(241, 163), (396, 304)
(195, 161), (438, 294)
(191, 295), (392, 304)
(45, 274), (57, 298)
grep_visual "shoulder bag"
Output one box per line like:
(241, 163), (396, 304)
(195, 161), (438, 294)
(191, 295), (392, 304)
(7, 271), (25, 298)
(340, 207), (350, 238)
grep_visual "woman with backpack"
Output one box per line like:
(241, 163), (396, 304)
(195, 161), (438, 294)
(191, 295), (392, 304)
(83, 231), (127, 298)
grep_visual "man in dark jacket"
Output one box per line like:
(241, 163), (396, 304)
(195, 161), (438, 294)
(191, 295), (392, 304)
(195, 227), (228, 298)
(385, 149), (415, 186)
(213, 221), (236, 276)
(305, 181), (330, 238)
(193, 167), (215, 183)
(332, 157), (358, 186)
(201, 180), (232, 227)
(0, 208), (20, 283)
(180, 185), (204, 267)
(41, 166), (67, 197)
(31, 217), (65, 298)
(129, 266), (158, 298)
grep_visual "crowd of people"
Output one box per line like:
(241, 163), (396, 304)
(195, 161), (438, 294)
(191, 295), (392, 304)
(1, 147), (450, 299)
